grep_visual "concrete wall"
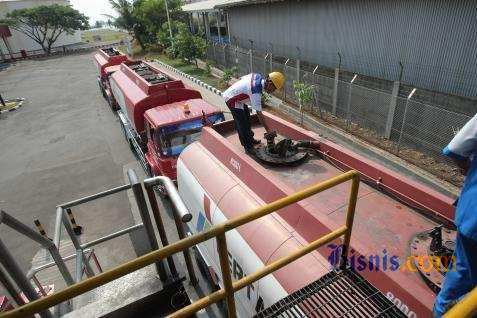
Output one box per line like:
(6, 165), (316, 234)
(0, 0), (82, 53)
(226, 0), (477, 99)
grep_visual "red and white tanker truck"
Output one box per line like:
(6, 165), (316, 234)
(93, 47), (130, 110)
(107, 60), (224, 179)
(177, 112), (456, 317)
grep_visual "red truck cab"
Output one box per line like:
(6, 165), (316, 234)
(93, 47), (130, 110)
(144, 99), (224, 180)
(108, 60), (224, 179)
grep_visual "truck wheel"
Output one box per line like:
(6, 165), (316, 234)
(107, 95), (115, 111)
(194, 247), (217, 290)
(98, 80), (106, 99)
(193, 247), (226, 312)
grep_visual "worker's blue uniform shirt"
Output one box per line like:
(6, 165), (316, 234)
(434, 113), (477, 317)
(442, 113), (477, 240)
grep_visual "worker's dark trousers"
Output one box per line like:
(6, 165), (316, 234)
(434, 232), (477, 317)
(228, 104), (254, 150)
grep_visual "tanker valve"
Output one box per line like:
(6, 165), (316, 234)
(255, 132), (308, 166)
(264, 131), (277, 150)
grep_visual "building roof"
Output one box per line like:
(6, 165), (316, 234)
(182, 0), (284, 12)
(216, 0), (285, 9)
(182, 0), (230, 12)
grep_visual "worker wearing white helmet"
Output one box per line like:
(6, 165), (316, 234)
(222, 71), (285, 154)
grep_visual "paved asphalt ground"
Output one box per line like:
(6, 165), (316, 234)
(0, 52), (222, 316)
(0, 53), (138, 288)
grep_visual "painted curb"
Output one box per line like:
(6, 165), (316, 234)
(155, 60), (223, 97)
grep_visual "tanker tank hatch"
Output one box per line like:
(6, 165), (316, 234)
(411, 226), (456, 293)
(129, 63), (170, 84)
(254, 131), (309, 166)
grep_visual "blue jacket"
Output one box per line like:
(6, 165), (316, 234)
(443, 114), (477, 240)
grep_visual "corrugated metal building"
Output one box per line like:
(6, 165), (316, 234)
(184, 0), (476, 98)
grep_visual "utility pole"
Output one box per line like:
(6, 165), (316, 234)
(165, 0), (174, 51)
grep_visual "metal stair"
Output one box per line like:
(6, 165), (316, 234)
(255, 268), (406, 318)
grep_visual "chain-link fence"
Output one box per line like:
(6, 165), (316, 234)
(205, 42), (472, 184)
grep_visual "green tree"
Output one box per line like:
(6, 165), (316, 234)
(220, 66), (238, 87)
(108, 0), (183, 50)
(108, 0), (140, 45)
(157, 20), (183, 50)
(134, 0), (184, 47)
(1, 4), (89, 54)
(173, 24), (207, 67)
(94, 20), (104, 29)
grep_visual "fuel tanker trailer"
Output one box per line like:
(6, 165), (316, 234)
(176, 112), (457, 317)
(93, 47), (130, 110)
(109, 60), (224, 179)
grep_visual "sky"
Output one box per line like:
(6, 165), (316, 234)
(70, 0), (117, 24)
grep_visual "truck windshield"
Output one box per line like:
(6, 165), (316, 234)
(156, 113), (224, 156)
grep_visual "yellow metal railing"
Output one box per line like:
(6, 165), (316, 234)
(444, 286), (477, 318)
(1, 170), (360, 318)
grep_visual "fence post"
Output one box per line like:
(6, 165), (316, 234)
(269, 43), (273, 73)
(312, 65), (320, 116)
(234, 44), (238, 68)
(249, 39), (254, 73)
(332, 52), (341, 115)
(264, 53), (269, 76)
(284, 58), (290, 101)
(385, 62), (403, 139)
(223, 43), (227, 68)
(296, 46), (301, 83)
(346, 74), (358, 130)
(212, 42), (217, 63)
(385, 80), (401, 139)
(397, 88), (417, 152)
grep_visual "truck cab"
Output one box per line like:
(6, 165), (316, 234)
(143, 98), (224, 180)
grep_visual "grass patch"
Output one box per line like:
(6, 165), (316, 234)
(146, 53), (221, 89)
(82, 28), (128, 43)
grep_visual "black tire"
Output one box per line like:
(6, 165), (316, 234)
(194, 247), (215, 288)
(98, 79), (106, 99)
(193, 246), (226, 313)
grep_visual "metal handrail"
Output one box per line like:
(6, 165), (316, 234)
(444, 286), (477, 317)
(0, 170), (360, 318)
(28, 249), (101, 298)
(52, 169), (179, 284)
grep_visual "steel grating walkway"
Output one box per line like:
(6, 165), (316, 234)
(255, 268), (407, 318)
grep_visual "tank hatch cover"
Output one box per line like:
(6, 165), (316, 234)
(254, 268), (407, 318)
(129, 63), (170, 84)
(411, 226), (456, 293)
(254, 132), (308, 166)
